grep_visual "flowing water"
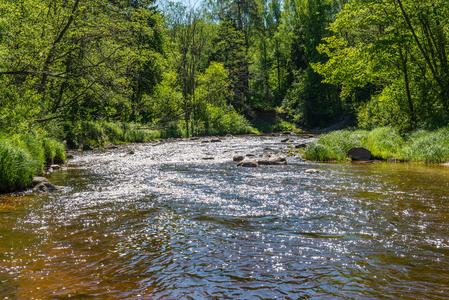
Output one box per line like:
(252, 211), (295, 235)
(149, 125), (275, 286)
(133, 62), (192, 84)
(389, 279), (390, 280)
(1, 135), (449, 299)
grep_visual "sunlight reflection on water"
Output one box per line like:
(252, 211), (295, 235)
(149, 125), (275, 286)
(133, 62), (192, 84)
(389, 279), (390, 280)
(1, 136), (449, 299)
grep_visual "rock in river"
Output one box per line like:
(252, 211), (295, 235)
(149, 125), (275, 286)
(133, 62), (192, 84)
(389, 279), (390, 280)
(257, 157), (287, 165)
(305, 169), (320, 174)
(233, 155), (245, 162)
(237, 161), (259, 167)
(281, 138), (294, 143)
(348, 147), (371, 161)
(32, 177), (60, 193)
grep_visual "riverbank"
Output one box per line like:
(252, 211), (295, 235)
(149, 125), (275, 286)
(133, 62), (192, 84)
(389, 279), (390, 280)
(0, 135), (66, 193)
(303, 126), (449, 164)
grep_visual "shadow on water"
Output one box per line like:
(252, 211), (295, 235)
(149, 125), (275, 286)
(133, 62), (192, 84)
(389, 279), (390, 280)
(1, 136), (449, 299)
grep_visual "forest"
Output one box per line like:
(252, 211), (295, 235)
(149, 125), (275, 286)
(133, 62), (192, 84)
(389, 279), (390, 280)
(1, 0), (449, 191)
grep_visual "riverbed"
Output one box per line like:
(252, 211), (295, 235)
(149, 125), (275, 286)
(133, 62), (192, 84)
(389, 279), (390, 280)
(1, 135), (449, 299)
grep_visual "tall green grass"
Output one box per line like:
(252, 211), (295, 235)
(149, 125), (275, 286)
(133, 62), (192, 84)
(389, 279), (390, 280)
(65, 121), (161, 148)
(0, 141), (34, 193)
(0, 135), (66, 193)
(303, 126), (449, 163)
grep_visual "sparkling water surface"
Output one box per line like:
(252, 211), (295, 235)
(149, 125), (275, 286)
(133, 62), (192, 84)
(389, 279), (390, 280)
(1, 136), (449, 299)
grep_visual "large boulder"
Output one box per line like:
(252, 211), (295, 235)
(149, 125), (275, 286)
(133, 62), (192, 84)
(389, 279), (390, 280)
(348, 147), (371, 161)
(32, 177), (59, 193)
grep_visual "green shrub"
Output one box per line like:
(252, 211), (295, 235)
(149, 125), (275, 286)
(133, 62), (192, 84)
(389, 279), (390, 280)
(303, 126), (449, 163)
(81, 121), (105, 147)
(42, 137), (66, 164)
(402, 127), (449, 163)
(363, 127), (403, 160)
(0, 141), (34, 193)
(17, 135), (45, 174)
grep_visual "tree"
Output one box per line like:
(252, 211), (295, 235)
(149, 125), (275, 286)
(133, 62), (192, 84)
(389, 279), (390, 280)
(313, 0), (449, 130)
(0, 0), (164, 132)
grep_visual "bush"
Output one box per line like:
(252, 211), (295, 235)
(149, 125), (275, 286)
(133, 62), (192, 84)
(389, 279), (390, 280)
(0, 141), (34, 193)
(303, 127), (403, 161)
(303, 130), (362, 161)
(363, 127), (403, 160)
(303, 126), (449, 163)
(402, 127), (449, 163)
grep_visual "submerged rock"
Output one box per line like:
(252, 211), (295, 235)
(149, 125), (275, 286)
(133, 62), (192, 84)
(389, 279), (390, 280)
(348, 147), (371, 161)
(233, 155), (245, 162)
(295, 143), (307, 149)
(202, 156), (215, 160)
(305, 169), (320, 174)
(281, 138), (294, 143)
(237, 161), (259, 167)
(257, 157), (287, 165)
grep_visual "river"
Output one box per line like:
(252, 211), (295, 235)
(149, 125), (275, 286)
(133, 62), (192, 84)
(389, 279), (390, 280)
(1, 135), (449, 299)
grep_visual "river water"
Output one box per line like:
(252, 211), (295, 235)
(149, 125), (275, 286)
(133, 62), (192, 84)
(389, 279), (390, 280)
(1, 135), (449, 299)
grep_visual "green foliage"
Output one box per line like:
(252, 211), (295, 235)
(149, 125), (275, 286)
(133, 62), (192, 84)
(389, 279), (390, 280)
(304, 127), (449, 163)
(0, 141), (34, 193)
(313, 0), (449, 130)
(42, 138), (66, 164)
(17, 135), (45, 175)
(303, 129), (362, 161)
(0, 135), (66, 193)
(64, 121), (160, 148)
(402, 128), (449, 163)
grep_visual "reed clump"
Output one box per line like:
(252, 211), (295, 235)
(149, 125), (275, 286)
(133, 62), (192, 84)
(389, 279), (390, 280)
(0, 135), (66, 193)
(65, 121), (161, 148)
(303, 126), (449, 163)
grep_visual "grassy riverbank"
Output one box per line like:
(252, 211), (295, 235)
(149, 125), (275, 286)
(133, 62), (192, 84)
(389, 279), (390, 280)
(0, 135), (66, 193)
(303, 127), (449, 164)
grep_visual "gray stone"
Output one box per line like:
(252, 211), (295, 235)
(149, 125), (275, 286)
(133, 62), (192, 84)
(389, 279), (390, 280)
(50, 164), (61, 170)
(32, 177), (59, 193)
(258, 157), (287, 165)
(348, 147), (371, 161)
(295, 143), (307, 149)
(233, 155), (245, 162)
(281, 138), (294, 143)
(237, 161), (259, 167)
(305, 169), (320, 174)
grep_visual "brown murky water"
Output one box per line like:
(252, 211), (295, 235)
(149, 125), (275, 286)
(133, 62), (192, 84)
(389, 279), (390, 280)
(1, 136), (449, 299)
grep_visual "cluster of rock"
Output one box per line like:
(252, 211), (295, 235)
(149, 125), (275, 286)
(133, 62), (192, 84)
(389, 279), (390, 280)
(233, 154), (287, 167)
